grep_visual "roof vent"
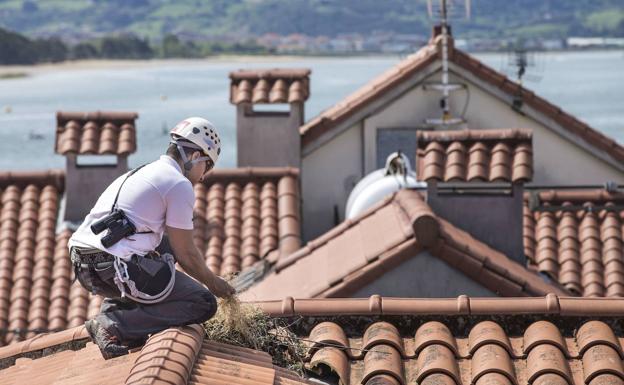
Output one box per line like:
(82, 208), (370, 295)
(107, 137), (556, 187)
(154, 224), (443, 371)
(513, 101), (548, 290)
(346, 152), (425, 219)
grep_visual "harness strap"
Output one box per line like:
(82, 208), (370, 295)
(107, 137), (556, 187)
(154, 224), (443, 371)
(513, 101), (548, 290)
(112, 254), (176, 304)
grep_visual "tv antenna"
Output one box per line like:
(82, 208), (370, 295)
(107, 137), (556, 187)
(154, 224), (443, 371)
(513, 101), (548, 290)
(500, 40), (545, 110)
(423, 0), (471, 127)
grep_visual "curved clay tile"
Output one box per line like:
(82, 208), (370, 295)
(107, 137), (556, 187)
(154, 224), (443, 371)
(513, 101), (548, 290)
(117, 124), (135, 155)
(235, 80), (253, 104)
(468, 321), (513, 356)
(79, 121), (100, 154)
(67, 281), (89, 328)
(413, 321), (458, 357)
(363, 344), (404, 385)
(523, 206), (536, 261)
(475, 372), (514, 385)
(221, 183), (242, 276)
(289, 80), (306, 103)
(308, 322), (350, 357)
(47, 230), (72, 331)
(98, 122), (119, 154)
(526, 344), (572, 384)
(511, 143), (533, 182)
(366, 374), (402, 385)
(420, 373), (457, 385)
(471, 344), (516, 385)
(422, 142), (446, 181)
(252, 79), (270, 104)
(581, 345), (624, 384)
(589, 374), (624, 385)
(362, 322), (404, 357)
(205, 183), (225, 273)
(467, 142), (490, 182)
(277, 176), (300, 257)
(489, 142), (512, 182)
(87, 294), (102, 320)
(416, 344), (460, 385)
(58, 120), (82, 154)
(531, 373), (568, 385)
(444, 141), (467, 182)
(269, 79), (288, 103)
(309, 347), (349, 385)
(576, 321), (622, 358)
(260, 182), (278, 257)
(241, 183), (260, 269)
(523, 321), (569, 357)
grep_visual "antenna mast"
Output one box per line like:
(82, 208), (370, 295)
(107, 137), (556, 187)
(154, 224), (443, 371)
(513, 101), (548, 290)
(424, 0), (470, 127)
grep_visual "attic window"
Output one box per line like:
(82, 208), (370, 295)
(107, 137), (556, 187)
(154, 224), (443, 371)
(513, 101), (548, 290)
(251, 104), (291, 113)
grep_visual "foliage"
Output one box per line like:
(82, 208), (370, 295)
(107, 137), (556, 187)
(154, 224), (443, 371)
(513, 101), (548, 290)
(0, 0), (622, 40)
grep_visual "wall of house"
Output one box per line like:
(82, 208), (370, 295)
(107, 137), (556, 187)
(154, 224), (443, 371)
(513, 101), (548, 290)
(301, 124), (363, 240)
(351, 251), (496, 297)
(300, 61), (624, 241)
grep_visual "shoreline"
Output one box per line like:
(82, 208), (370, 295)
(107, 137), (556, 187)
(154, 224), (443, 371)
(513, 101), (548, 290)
(1, 49), (622, 76)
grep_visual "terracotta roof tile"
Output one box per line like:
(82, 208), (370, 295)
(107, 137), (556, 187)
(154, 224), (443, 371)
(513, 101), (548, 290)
(241, 189), (563, 301)
(248, 296), (624, 385)
(300, 38), (624, 165)
(524, 189), (624, 297)
(194, 168), (301, 276)
(416, 129), (533, 183)
(55, 111), (138, 155)
(230, 69), (311, 105)
(0, 324), (314, 385)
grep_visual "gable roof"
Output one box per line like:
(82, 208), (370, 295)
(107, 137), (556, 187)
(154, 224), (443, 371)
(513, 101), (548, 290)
(416, 128), (533, 183)
(257, 295), (624, 385)
(0, 323), (313, 385)
(524, 188), (624, 297)
(299, 36), (624, 166)
(55, 111), (138, 156)
(240, 188), (565, 301)
(0, 167), (301, 348)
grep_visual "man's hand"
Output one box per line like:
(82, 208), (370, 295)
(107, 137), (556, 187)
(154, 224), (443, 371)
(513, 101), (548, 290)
(208, 276), (236, 298)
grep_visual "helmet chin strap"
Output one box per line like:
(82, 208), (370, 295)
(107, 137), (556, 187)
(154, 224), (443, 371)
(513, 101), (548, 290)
(171, 140), (211, 177)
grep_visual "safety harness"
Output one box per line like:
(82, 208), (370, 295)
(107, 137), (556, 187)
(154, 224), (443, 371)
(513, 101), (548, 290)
(100, 164), (177, 304)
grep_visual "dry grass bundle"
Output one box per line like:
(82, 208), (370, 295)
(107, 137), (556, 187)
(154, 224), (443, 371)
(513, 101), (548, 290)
(203, 295), (307, 374)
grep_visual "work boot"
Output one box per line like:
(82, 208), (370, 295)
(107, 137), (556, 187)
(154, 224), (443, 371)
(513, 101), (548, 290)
(85, 319), (130, 360)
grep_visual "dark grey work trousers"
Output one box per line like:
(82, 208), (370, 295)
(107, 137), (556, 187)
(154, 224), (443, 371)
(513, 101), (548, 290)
(74, 257), (217, 345)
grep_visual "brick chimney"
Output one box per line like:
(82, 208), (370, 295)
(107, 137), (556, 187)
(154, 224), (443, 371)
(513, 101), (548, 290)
(229, 69), (310, 168)
(55, 111), (138, 222)
(417, 128), (533, 265)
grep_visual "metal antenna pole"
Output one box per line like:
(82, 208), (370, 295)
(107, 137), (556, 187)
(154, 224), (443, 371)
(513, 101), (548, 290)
(440, 0), (451, 121)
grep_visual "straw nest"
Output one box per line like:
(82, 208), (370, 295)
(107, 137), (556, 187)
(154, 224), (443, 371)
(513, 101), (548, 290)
(203, 295), (307, 374)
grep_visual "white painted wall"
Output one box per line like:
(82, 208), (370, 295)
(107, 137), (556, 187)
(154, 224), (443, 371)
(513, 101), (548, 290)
(301, 123), (363, 240)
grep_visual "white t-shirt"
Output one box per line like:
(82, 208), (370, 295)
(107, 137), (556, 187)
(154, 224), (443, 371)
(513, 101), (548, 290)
(68, 155), (195, 260)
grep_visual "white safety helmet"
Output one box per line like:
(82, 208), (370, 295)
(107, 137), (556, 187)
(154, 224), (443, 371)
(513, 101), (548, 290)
(170, 117), (221, 171)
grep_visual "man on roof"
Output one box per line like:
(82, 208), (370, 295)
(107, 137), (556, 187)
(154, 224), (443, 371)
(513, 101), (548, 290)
(68, 117), (235, 359)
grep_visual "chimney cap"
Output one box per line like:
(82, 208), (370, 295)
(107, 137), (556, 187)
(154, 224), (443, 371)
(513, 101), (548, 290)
(229, 68), (311, 105)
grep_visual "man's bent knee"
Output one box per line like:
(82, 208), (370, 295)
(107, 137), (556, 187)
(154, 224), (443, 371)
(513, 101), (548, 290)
(193, 291), (218, 323)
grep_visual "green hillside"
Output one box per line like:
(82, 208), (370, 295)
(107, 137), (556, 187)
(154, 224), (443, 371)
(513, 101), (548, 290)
(0, 0), (622, 40)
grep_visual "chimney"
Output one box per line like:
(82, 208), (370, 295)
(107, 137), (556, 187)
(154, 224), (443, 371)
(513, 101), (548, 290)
(417, 129), (533, 265)
(229, 68), (311, 168)
(55, 111), (138, 222)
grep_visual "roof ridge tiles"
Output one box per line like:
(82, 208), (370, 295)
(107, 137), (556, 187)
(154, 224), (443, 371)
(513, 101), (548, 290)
(0, 170), (64, 191)
(251, 294), (624, 317)
(416, 128), (533, 143)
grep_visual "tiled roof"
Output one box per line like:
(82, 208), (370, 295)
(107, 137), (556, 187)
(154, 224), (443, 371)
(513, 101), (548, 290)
(524, 189), (624, 297)
(230, 69), (311, 104)
(194, 167), (301, 276)
(0, 167), (301, 347)
(253, 296), (624, 385)
(416, 129), (533, 183)
(299, 36), (624, 165)
(240, 189), (565, 301)
(0, 323), (314, 385)
(55, 111), (138, 155)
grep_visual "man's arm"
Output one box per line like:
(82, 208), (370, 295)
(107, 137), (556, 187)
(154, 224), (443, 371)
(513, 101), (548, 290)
(166, 225), (235, 298)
